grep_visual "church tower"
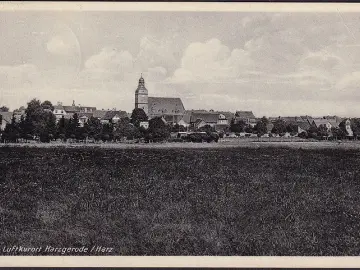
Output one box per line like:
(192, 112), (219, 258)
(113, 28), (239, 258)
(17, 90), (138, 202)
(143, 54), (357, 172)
(135, 74), (148, 115)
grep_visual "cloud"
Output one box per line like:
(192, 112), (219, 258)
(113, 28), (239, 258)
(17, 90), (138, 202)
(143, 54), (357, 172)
(46, 35), (77, 56)
(85, 47), (133, 71)
(134, 36), (177, 72)
(170, 38), (253, 83)
(0, 64), (39, 88)
(146, 66), (167, 82)
(336, 71), (360, 92)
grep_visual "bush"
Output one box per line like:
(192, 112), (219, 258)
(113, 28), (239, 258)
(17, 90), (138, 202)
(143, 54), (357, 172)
(298, 131), (307, 138)
(167, 138), (184, 143)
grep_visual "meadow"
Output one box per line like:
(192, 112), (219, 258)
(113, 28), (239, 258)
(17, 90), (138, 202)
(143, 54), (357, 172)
(1, 143), (360, 255)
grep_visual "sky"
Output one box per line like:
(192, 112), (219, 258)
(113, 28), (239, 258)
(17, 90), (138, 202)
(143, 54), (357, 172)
(1, 10), (360, 117)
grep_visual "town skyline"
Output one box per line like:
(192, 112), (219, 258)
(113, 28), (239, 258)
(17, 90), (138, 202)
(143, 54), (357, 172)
(2, 9), (360, 116)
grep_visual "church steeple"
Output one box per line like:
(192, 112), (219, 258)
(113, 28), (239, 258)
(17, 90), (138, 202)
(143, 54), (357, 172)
(138, 73), (145, 88)
(135, 73), (148, 115)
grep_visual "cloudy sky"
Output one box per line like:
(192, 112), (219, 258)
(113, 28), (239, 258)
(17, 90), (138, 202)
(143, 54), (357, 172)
(1, 9), (360, 117)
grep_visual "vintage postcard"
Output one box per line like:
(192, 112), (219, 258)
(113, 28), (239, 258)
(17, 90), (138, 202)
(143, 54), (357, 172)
(1, 1), (360, 268)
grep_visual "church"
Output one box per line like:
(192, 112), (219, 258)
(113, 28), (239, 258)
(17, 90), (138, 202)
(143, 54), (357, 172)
(135, 75), (185, 124)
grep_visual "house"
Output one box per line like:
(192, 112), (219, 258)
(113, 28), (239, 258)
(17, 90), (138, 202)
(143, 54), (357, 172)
(312, 118), (339, 131)
(134, 75), (186, 124)
(190, 112), (219, 127)
(343, 119), (353, 137)
(281, 116), (311, 133)
(148, 97), (185, 124)
(235, 111), (256, 127)
(177, 111), (192, 128)
(78, 112), (93, 127)
(297, 121), (311, 133)
(12, 106), (25, 122)
(79, 106), (96, 113)
(101, 110), (128, 124)
(93, 110), (108, 120)
(0, 112), (13, 131)
(53, 103), (67, 122)
(193, 118), (207, 129)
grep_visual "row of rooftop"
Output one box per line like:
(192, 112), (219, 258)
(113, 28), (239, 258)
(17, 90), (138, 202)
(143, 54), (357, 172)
(0, 100), (348, 134)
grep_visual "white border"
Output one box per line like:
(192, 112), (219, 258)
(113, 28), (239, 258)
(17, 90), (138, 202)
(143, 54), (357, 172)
(0, 1), (360, 12)
(1, 1), (360, 268)
(1, 256), (360, 267)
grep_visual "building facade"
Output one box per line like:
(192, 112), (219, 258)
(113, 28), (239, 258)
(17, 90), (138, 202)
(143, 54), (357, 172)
(134, 75), (185, 124)
(135, 75), (149, 115)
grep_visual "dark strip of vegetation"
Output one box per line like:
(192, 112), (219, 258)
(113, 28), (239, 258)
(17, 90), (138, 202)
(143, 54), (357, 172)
(1, 146), (360, 255)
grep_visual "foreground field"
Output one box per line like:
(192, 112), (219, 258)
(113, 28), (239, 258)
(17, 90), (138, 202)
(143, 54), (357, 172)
(1, 145), (360, 255)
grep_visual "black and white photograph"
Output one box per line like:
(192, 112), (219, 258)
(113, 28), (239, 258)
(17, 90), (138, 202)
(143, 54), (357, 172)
(1, 1), (360, 265)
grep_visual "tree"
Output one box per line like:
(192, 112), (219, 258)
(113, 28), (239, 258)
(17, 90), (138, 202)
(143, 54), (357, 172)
(101, 123), (114, 142)
(41, 100), (54, 111)
(331, 127), (346, 140)
(230, 119), (246, 133)
(317, 124), (329, 139)
(2, 114), (19, 142)
(84, 117), (102, 140)
(272, 119), (287, 134)
(57, 116), (68, 140)
(24, 98), (49, 137)
(244, 125), (253, 133)
(307, 125), (318, 139)
(198, 124), (215, 134)
(114, 117), (138, 140)
(171, 123), (186, 132)
(0, 106), (9, 112)
(260, 116), (269, 125)
(286, 123), (298, 134)
(350, 118), (360, 138)
(130, 108), (148, 127)
(147, 116), (170, 141)
(254, 120), (267, 137)
(66, 113), (81, 140)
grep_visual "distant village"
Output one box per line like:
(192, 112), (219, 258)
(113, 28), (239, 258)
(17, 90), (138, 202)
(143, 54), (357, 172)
(0, 75), (358, 142)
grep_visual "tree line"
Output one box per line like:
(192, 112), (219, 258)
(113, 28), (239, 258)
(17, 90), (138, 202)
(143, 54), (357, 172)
(0, 99), (174, 143)
(229, 116), (360, 139)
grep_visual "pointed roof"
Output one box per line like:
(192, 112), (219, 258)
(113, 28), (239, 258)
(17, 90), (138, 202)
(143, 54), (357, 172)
(190, 112), (219, 124)
(235, 111), (256, 119)
(93, 110), (108, 119)
(102, 110), (128, 120)
(148, 97), (185, 115)
(135, 74), (148, 94)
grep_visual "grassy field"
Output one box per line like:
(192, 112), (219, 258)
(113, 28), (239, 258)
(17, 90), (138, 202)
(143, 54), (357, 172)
(1, 144), (360, 255)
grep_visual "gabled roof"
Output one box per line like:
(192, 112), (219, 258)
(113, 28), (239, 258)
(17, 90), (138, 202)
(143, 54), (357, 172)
(179, 111), (192, 124)
(235, 111), (256, 119)
(148, 97), (185, 115)
(312, 118), (339, 128)
(194, 118), (206, 126)
(63, 106), (80, 113)
(102, 110), (128, 120)
(80, 106), (96, 111)
(54, 105), (64, 110)
(281, 116), (306, 123)
(297, 121), (311, 131)
(93, 110), (108, 119)
(190, 112), (219, 124)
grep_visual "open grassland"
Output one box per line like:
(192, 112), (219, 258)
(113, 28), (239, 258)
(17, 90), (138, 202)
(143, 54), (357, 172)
(1, 145), (360, 255)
